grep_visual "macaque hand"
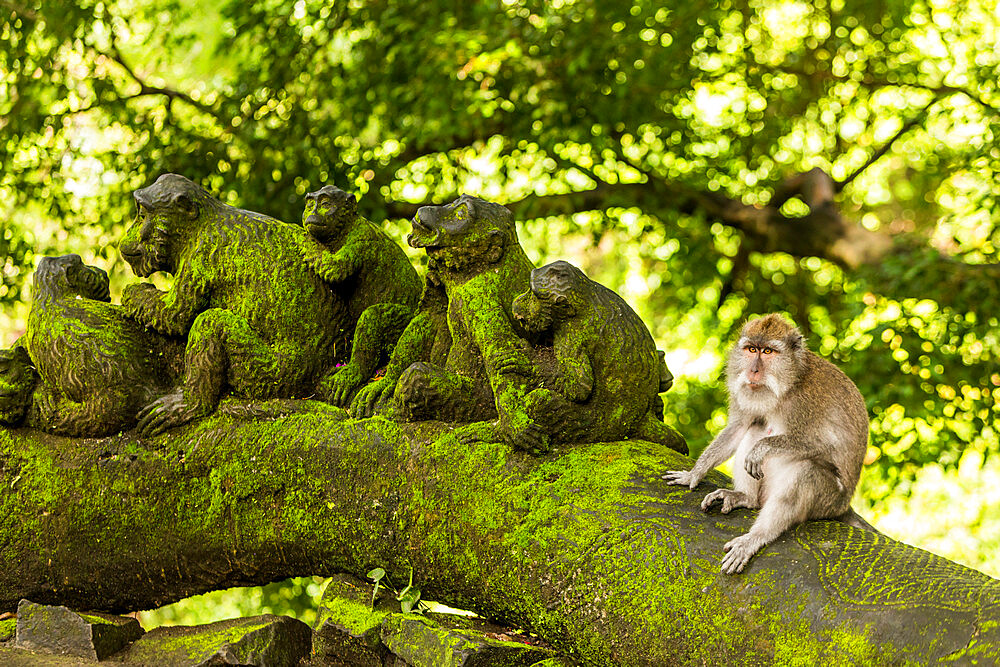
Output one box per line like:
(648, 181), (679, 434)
(661, 469), (700, 490)
(744, 441), (768, 480)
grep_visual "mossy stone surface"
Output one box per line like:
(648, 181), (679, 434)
(381, 614), (556, 667)
(109, 614), (311, 666)
(0, 411), (997, 665)
(14, 599), (143, 661)
(313, 574), (390, 666)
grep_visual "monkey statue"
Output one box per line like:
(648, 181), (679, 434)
(119, 174), (350, 435)
(662, 313), (870, 574)
(299, 185), (422, 408)
(23, 254), (184, 436)
(0, 344), (38, 427)
(510, 260), (685, 452)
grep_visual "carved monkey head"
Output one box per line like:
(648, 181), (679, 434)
(726, 313), (806, 411)
(511, 261), (586, 333)
(408, 195), (516, 248)
(119, 174), (210, 277)
(32, 254), (111, 304)
(0, 344), (37, 425)
(302, 185), (358, 244)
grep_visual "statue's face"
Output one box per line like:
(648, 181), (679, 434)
(120, 174), (204, 277)
(303, 186), (356, 243)
(511, 288), (554, 334)
(407, 195), (514, 250)
(119, 202), (174, 277)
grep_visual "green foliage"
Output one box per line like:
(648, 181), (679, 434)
(141, 576), (328, 628)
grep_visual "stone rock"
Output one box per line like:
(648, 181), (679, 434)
(0, 646), (101, 666)
(313, 574), (391, 666)
(14, 599), (143, 661)
(110, 614), (310, 666)
(381, 613), (556, 667)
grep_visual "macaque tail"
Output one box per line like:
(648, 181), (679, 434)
(837, 507), (879, 533)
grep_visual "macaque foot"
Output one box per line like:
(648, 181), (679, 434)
(136, 391), (208, 436)
(721, 533), (766, 574)
(320, 365), (363, 408)
(350, 378), (394, 418)
(661, 470), (700, 490)
(502, 417), (550, 454)
(701, 488), (754, 514)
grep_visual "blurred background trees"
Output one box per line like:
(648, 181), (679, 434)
(2, 0), (998, 620)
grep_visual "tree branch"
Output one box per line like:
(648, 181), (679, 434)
(835, 97), (937, 191)
(0, 0), (37, 20)
(2, 414), (997, 663)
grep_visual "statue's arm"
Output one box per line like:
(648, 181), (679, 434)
(551, 333), (594, 403)
(350, 308), (441, 417)
(122, 259), (208, 336)
(302, 237), (363, 284)
(33, 385), (116, 437)
(468, 299), (542, 448)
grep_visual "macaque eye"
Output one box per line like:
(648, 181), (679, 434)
(746, 345), (757, 353)
(762, 347), (774, 354)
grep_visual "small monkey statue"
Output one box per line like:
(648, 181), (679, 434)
(662, 313), (869, 574)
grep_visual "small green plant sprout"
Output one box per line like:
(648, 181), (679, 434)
(366, 566), (428, 614)
(367, 567), (386, 609)
(396, 568), (422, 614)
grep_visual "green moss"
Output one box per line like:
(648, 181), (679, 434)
(2, 414), (998, 665)
(0, 617), (16, 641)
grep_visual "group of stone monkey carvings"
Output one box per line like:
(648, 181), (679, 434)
(0, 173), (685, 455)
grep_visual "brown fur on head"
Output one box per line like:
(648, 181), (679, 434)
(726, 313), (806, 414)
(303, 185), (358, 244)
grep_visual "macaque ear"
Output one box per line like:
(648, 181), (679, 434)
(484, 229), (506, 263)
(787, 332), (804, 350)
(173, 193), (199, 220)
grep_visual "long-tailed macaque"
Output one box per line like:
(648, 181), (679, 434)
(662, 314), (870, 574)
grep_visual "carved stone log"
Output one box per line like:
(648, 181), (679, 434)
(1, 406), (997, 665)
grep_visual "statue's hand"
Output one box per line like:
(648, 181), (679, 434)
(136, 390), (205, 436)
(500, 414), (550, 454)
(122, 282), (158, 310)
(453, 421), (501, 445)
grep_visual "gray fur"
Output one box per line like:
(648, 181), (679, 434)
(662, 313), (871, 573)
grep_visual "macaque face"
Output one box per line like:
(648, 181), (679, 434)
(726, 315), (804, 410)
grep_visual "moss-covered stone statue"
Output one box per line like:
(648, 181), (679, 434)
(377, 195), (546, 451)
(20, 254), (184, 437)
(0, 345), (37, 426)
(119, 174), (350, 435)
(511, 260), (685, 452)
(350, 275), (452, 418)
(300, 185), (422, 407)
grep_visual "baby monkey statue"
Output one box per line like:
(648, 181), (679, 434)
(662, 314), (869, 574)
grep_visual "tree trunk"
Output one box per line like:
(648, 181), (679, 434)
(1, 401), (997, 665)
